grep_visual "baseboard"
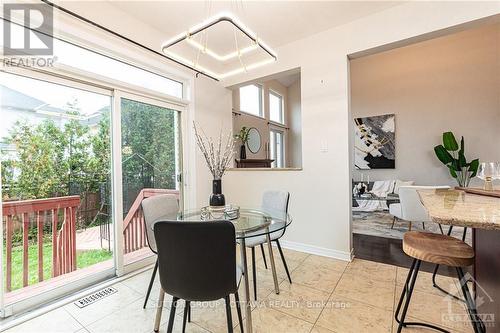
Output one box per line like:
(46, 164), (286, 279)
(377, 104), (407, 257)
(279, 240), (353, 262)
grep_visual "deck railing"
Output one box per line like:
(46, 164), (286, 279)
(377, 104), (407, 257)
(123, 188), (179, 254)
(2, 189), (177, 292)
(2, 196), (80, 291)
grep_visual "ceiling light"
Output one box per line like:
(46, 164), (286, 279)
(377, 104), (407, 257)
(161, 12), (277, 80)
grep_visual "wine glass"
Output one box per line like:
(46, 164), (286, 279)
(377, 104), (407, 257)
(495, 162), (500, 180)
(477, 162), (496, 191)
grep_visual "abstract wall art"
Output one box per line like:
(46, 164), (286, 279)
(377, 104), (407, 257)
(354, 114), (395, 169)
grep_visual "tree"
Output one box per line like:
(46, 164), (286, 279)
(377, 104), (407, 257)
(121, 99), (177, 191)
(3, 120), (66, 199)
(1, 117), (105, 199)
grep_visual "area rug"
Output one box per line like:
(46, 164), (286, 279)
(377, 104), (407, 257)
(352, 211), (472, 245)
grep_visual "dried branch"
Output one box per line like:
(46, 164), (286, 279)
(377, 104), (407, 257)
(193, 122), (235, 179)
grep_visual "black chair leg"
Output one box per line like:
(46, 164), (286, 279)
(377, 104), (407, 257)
(182, 301), (190, 333)
(224, 295), (234, 333)
(234, 292), (244, 333)
(144, 259), (159, 309)
(456, 267), (485, 333)
(167, 296), (178, 333)
(251, 247), (257, 301)
(275, 240), (292, 284)
(432, 263), (464, 302)
(187, 301), (191, 322)
(260, 244), (268, 269)
(395, 259), (449, 333)
(432, 225), (465, 302)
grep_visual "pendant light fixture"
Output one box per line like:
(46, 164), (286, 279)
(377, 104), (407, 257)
(161, 10), (277, 80)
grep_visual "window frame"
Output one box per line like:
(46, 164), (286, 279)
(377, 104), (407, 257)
(270, 128), (285, 168)
(238, 84), (264, 118)
(269, 90), (284, 124)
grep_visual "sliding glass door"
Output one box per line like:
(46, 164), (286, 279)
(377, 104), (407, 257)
(118, 95), (182, 268)
(0, 71), (114, 312)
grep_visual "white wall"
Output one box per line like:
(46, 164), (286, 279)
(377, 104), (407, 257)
(193, 77), (233, 208)
(351, 23), (500, 187)
(221, 2), (500, 260)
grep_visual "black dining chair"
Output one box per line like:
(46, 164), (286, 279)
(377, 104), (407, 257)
(153, 220), (244, 333)
(141, 194), (179, 309)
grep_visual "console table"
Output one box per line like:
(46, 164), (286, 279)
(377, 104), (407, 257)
(235, 159), (274, 168)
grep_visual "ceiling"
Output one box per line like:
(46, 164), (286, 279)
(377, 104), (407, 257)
(109, 1), (402, 52)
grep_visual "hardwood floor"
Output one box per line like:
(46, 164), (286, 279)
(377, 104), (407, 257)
(353, 233), (463, 277)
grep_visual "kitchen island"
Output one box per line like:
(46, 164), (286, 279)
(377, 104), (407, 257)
(419, 189), (500, 333)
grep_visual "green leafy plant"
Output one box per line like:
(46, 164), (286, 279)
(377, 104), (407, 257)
(234, 126), (250, 144)
(434, 131), (479, 187)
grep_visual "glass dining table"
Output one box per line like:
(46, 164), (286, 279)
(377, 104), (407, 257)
(154, 207), (292, 333)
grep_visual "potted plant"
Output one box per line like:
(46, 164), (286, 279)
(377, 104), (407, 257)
(193, 122), (235, 206)
(434, 131), (479, 187)
(234, 126), (250, 159)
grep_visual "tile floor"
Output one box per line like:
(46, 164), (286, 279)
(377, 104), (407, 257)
(4, 247), (473, 333)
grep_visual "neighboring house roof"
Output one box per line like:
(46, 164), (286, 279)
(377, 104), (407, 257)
(0, 85), (104, 122)
(1, 85), (65, 114)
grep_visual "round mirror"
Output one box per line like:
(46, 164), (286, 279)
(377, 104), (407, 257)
(246, 127), (261, 154)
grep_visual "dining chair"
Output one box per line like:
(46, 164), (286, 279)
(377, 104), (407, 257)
(389, 185), (450, 231)
(140, 194), (179, 309)
(245, 190), (291, 300)
(153, 220), (244, 333)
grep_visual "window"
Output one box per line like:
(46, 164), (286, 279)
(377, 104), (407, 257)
(270, 129), (285, 168)
(54, 39), (183, 98)
(239, 84), (263, 117)
(1, 20), (184, 99)
(269, 91), (284, 124)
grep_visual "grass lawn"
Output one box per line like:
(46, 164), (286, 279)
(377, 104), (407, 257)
(4, 243), (112, 291)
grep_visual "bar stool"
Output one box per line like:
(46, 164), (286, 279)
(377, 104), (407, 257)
(395, 231), (485, 333)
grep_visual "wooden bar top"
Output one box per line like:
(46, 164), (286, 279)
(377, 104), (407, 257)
(418, 189), (500, 230)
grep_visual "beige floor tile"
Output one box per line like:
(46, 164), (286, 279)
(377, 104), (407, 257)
(316, 297), (392, 333)
(391, 315), (473, 333)
(396, 267), (461, 298)
(4, 308), (83, 333)
(301, 255), (349, 273)
(241, 306), (313, 333)
(63, 282), (143, 326)
(291, 261), (343, 292)
(246, 266), (286, 300)
(266, 281), (330, 323)
(156, 314), (211, 333)
(185, 297), (245, 332)
(394, 286), (472, 332)
(344, 258), (396, 283)
(333, 272), (395, 310)
(86, 298), (171, 333)
(120, 268), (161, 300)
(311, 325), (335, 333)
